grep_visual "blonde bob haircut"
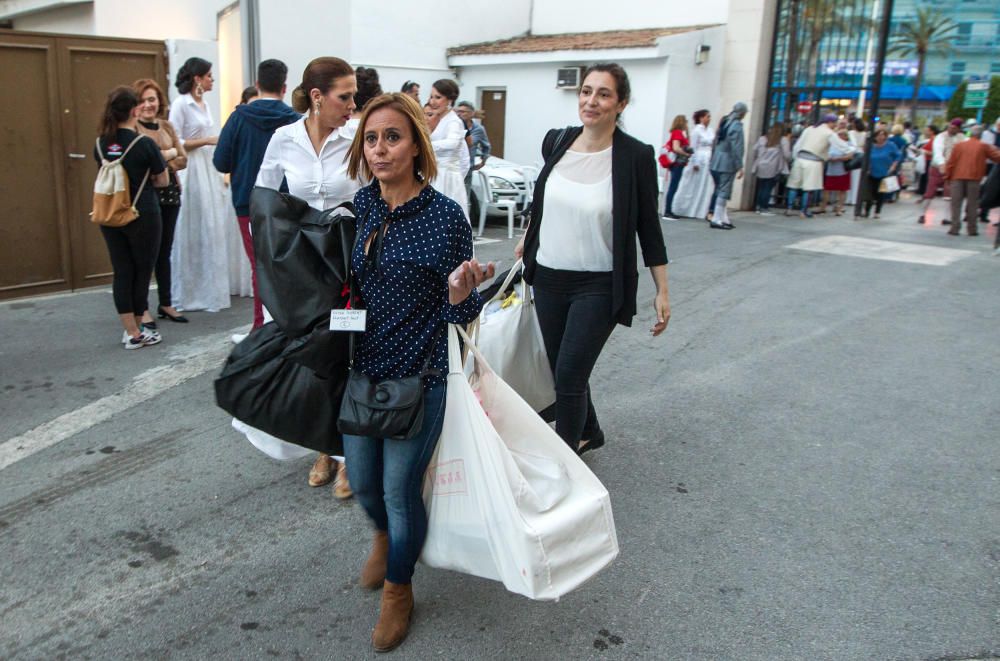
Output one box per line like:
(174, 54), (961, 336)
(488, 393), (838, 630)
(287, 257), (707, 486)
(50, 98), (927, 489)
(347, 92), (437, 184)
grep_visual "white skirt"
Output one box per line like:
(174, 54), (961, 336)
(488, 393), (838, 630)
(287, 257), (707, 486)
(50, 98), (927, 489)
(171, 147), (252, 311)
(671, 149), (714, 219)
(432, 166), (469, 221)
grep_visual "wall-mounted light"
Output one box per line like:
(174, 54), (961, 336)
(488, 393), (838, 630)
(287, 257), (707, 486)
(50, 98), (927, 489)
(695, 44), (711, 66)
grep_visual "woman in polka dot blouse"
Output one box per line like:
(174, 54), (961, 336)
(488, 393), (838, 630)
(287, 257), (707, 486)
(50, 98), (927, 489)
(343, 92), (495, 653)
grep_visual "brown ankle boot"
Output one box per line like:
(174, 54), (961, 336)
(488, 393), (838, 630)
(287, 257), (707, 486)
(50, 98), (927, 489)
(371, 580), (413, 652)
(359, 530), (389, 589)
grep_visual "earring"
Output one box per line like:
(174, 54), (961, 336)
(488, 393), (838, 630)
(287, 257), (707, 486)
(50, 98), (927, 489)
(314, 99), (321, 114)
(195, 83), (204, 96)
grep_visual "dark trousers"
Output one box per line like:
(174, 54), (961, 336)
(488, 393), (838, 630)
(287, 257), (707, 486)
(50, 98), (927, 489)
(708, 170), (720, 214)
(154, 203), (179, 308)
(100, 209), (161, 315)
(949, 179), (981, 235)
(533, 270), (616, 450)
(664, 163), (685, 215)
(863, 176), (889, 215)
(755, 177), (777, 210)
(343, 383), (446, 584)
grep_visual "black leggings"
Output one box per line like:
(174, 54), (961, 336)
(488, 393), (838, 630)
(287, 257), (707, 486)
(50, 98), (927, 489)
(863, 176), (888, 215)
(100, 209), (162, 315)
(533, 267), (616, 450)
(155, 203), (180, 308)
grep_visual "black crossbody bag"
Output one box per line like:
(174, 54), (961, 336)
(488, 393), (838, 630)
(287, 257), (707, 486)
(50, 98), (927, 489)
(336, 210), (442, 440)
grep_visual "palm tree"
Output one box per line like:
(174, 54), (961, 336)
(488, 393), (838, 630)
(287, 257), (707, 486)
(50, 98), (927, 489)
(889, 6), (957, 121)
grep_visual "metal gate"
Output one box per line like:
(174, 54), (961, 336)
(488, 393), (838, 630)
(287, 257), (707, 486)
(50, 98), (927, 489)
(0, 30), (166, 300)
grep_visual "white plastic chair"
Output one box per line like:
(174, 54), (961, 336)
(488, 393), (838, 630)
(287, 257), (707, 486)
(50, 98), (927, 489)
(518, 166), (539, 230)
(477, 169), (517, 239)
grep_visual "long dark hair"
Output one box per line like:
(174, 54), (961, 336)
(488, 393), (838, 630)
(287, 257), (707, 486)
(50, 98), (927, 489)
(692, 109), (710, 126)
(175, 57), (211, 94)
(98, 86), (139, 144)
(354, 66), (383, 112)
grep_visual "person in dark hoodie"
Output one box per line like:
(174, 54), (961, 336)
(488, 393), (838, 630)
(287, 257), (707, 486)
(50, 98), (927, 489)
(214, 58), (301, 329)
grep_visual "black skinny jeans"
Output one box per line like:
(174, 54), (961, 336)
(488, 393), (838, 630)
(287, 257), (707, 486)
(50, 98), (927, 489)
(155, 203), (180, 308)
(100, 209), (161, 315)
(863, 176), (888, 215)
(533, 266), (616, 450)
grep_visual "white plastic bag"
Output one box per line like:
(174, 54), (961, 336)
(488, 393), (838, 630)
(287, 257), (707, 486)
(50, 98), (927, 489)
(421, 325), (618, 601)
(466, 259), (556, 413)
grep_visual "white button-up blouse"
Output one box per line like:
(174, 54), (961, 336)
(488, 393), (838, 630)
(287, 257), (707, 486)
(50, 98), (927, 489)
(168, 93), (215, 142)
(256, 116), (362, 211)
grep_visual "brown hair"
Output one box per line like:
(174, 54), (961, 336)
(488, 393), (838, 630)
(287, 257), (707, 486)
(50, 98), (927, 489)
(98, 86), (139, 144)
(669, 114), (687, 132)
(291, 57), (354, 113)
(132, 78), (168, 118)
(765, 123), (784, 148)
(347, 93), (437, 184)
(431, 79), (459, 104)
(581, 63), (631, 104)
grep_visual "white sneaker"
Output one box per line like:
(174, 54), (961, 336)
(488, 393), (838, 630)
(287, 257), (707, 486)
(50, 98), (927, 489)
(757, 210), (775, 216)
(140, 326), (162, 346)
(123, 332), (145, 350)
(231, 333), (248, 344)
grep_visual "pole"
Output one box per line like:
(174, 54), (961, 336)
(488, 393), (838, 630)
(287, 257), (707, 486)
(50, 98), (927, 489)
(856, 0), (881, 116)
(855, 0), (895, 219)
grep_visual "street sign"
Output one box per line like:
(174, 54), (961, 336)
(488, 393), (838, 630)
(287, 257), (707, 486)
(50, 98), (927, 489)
(965, 81), (989, 109)
(797, 101), (813, 114)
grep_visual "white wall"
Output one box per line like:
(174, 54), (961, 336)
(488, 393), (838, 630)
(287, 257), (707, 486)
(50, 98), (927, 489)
(455, 58), (674, 168)
(719, 0), (776, 208)
(10, 2), (94, 33)
(658, 27), (727, 141)
(530, 0), (729, 34)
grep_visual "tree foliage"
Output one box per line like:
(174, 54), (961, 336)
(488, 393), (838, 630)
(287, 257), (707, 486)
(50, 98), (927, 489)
(889, 5), (957, 121)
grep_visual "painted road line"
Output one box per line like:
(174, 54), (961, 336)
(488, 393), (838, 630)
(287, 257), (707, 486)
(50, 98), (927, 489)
(787, 235), (977, 266)
(0, 327), (243, 472)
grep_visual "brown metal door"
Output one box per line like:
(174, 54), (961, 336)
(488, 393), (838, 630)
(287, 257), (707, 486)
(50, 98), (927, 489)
(0, 31), (165, 300)
(480, 89), (506, 159)
(0, 33), (72, 299)
(57, 37), (166, 291)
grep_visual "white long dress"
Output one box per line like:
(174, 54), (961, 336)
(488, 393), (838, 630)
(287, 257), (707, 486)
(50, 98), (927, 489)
(168, 94), (252, 311)
(430, 109), (470, 219)
(847, 130), (866, 205)
(671, 123), (716, 219)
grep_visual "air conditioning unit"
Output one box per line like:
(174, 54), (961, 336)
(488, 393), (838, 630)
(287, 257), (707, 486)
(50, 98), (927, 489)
(556, 67), (582, 89)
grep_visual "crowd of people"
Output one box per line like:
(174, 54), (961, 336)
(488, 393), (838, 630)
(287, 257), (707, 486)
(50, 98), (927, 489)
(92, 54), (668, 652)
(659, 109), (1000, 239)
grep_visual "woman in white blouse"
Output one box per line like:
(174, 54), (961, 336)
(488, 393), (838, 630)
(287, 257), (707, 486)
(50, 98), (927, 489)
(515, 64), (671, 456)
(167, 57), (252, 312)
(426, 79), (470, 218)
(256, 56), (362, 499)
(671, 109), (716, 220)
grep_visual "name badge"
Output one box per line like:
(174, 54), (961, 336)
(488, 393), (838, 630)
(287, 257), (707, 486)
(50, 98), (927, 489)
(330, 309), (366, 332)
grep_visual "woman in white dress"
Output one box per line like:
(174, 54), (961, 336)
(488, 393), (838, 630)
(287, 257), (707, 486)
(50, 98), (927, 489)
(168, 57), (252, 312)
(671, 109), (716, 220)
(254, 56), (362, 499)
(426, 79), (470, 218)
(847, 117), (867, 206)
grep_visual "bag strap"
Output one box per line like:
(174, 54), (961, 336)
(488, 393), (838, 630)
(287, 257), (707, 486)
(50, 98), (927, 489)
(133, 169), (151, 203)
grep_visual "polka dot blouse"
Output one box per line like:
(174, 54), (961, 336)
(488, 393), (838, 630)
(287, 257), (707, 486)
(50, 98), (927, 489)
(352, 181), (482, 387)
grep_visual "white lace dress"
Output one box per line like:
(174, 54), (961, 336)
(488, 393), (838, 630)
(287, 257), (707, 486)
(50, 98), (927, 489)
(671, 123), (716, 219)
(430, 109), (470, 219)
(168, 94), (252, 311)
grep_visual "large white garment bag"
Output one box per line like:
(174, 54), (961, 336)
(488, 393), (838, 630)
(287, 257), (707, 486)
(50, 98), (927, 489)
(420, 325), (618, 601)
(466, 259), (556, 413)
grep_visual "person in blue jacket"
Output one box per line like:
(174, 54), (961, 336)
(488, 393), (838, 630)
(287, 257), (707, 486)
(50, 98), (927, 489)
(863, 128), (902, 219)
(213, 58), (301, 329)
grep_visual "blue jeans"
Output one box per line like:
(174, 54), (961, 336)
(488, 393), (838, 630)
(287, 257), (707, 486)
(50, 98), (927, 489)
(755, 177), (776, 211)
(343, 381), (447, 584)
(664, 163), (685, 215)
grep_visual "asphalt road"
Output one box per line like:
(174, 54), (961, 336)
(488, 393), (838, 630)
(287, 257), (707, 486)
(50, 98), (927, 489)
(2, 197), (998, 660)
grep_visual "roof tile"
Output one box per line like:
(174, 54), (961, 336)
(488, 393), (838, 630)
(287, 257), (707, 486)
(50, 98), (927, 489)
(447, 26), (717, 57)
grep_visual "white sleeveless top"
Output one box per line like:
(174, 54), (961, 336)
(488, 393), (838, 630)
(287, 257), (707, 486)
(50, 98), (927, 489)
(536, 146), (613, 272)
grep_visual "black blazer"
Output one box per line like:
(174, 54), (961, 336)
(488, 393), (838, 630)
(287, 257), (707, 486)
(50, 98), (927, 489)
(523, 126), (668, 327)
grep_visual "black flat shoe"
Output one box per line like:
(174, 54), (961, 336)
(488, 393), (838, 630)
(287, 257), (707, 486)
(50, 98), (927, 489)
(577, 432), (606, 456)
(157, 306), (189, 323)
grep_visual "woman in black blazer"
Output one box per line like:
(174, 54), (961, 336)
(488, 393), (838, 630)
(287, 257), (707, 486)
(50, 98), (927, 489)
(515, 63), (671, 455)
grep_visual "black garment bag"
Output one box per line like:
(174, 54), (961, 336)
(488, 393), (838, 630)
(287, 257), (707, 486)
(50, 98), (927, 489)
(214, 187), (356, 455)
